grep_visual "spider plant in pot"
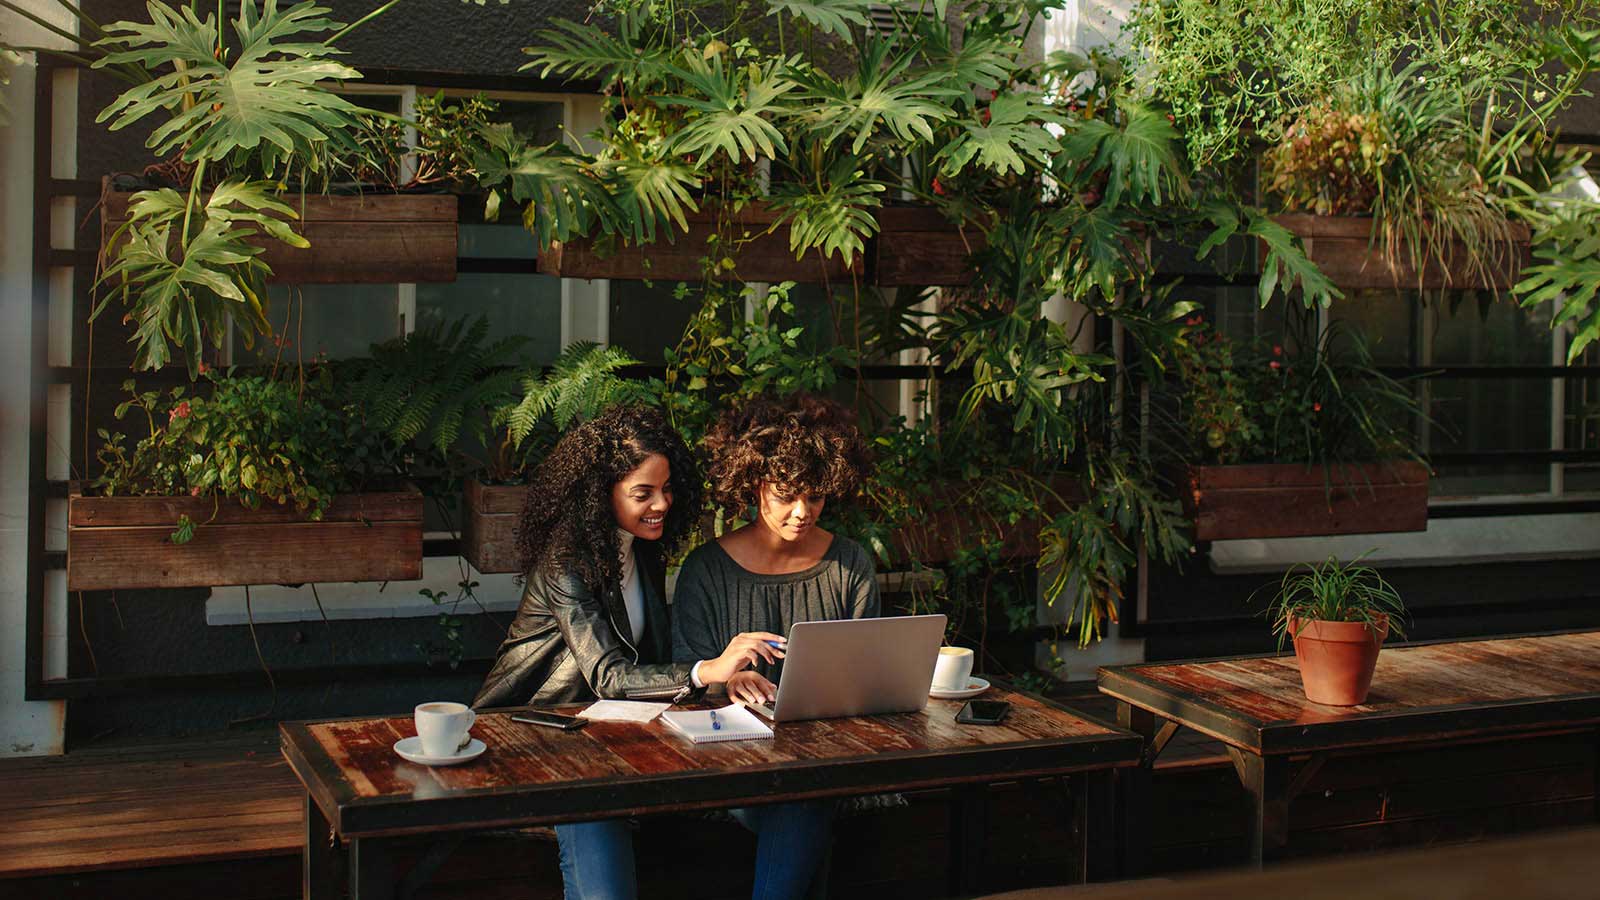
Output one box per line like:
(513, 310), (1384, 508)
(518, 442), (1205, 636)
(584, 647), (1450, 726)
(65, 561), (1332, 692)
(1263, 554), (1407, 706)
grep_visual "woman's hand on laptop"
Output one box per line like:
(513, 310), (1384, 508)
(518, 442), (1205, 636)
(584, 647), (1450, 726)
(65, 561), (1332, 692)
(699, 632), (787, 684)
(727, 670), (777, 706)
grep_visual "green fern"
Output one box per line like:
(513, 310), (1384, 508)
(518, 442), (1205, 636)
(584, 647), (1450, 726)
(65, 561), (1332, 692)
(342, 316), (528, 456)
(496, 342), (656, 449)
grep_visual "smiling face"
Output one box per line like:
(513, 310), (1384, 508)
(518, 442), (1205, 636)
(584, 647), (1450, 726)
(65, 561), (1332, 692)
(756, 482), (826, 543)
(611, 453), (673, 540)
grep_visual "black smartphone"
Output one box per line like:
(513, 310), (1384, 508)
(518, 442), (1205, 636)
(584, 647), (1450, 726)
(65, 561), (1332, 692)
(955, 700), (1011, 726)
(511, 710), (588, 732)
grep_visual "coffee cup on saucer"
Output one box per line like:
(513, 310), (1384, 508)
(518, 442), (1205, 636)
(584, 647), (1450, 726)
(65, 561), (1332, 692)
(415, 701), (476, 758)
(931, 646), (975, 692)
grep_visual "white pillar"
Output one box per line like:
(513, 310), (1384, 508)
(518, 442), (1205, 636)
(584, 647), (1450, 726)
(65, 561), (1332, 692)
(0, 4), (75, 756)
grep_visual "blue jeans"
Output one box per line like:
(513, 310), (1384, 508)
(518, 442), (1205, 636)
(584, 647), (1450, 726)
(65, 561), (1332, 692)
(555, 801), (833, 900)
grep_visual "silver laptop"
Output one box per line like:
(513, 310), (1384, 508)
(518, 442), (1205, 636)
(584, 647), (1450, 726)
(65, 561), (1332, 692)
(747, 614), (946, 722)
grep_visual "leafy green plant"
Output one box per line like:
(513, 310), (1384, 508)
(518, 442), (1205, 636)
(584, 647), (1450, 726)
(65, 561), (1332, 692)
(95, 371), (340, 538)
(1170, 314), (1424, 468)
(1262, 554), (1408, 647)
(9, 0), (396, 376)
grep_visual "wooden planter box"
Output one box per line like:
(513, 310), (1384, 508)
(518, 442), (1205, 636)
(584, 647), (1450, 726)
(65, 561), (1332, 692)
(462, 479), (525, 575)
(1182, 461), (1429, 542)
(1275, 214), (1530, 292)
(67, 482), (424, 590)
(538, 203), (861, 283)
(101, 183), (458, 284)
(872, 205), (984, 287)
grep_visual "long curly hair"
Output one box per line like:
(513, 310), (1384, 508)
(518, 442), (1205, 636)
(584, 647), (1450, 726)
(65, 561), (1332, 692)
(702, 392), (872, 517)
(516, 405), (702, 591)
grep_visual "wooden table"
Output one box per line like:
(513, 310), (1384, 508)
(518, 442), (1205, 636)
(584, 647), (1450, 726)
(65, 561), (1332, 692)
(1098, 630), (1600, 870)
(280, 686), (1141, 899)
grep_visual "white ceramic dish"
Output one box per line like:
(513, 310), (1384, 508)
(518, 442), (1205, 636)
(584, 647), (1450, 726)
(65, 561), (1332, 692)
(393, 735), (486, 766)
(929, 676), (991, 701)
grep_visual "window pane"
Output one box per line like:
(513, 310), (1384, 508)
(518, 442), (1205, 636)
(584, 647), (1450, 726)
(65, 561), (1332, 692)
(1429, 376), (1552, 497)
(609, 280), (698, 364)
(1427, 294), (1553, 366)
(1326, 288), (1413, 366)
(416, 273), (562, 365)
(235, 285), (401, 363)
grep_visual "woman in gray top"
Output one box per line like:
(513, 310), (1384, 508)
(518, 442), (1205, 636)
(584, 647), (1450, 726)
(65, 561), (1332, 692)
(672, 392), (878, 899)
(673, 391), (879, 702)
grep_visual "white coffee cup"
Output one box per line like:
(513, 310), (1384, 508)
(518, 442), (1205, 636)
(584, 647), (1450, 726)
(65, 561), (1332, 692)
(931, 646), (975, 692)
(415, 701), (476, 757)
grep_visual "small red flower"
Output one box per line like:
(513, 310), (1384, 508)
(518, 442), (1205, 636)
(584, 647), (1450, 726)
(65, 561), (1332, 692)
(169, 401), (192, 421)
(189, 486), (202, 497)
(1269, 360), (1281, 370)
(1272, 345), (1283, 356)
(1185, 315), (1202, 326)
(1313, 402), (1323, 412)
(932, 177), (946, 196)
(979, 108), (992, 124)
(197, 360), (210, 375)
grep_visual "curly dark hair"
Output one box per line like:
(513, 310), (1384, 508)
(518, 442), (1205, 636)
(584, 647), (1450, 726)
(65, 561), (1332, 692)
(516, 405), (702, 591)
(702, 392), (872, 516)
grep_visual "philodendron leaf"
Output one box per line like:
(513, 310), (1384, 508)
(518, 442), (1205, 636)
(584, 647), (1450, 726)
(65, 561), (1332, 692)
(94, 0), (366, 173)
(766, 0), (875, 38)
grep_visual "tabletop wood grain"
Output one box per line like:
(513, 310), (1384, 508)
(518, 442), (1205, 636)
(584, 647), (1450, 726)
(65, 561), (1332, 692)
(1098, 630), (1600, 755)
(281, 687), (1141, 839)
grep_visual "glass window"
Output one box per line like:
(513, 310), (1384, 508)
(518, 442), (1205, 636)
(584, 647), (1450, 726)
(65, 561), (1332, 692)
(609, 280), (698, 364)
(234, 284), (402, 363)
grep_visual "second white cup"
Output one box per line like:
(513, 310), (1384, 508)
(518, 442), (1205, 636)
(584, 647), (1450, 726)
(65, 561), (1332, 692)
(415, 701), (476, 757)
(931, 646), (975, 692)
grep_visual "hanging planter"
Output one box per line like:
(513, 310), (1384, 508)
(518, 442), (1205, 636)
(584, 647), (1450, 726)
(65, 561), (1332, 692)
(67, 482), (425, 590)
(871, 205), (984, 287)
(461, 479), (525, 575)
(100, 181), (459, 285)
(1274, 214), (1530, 292)
(1182, 461), (1429, 542)
(537, 203), (861, 283)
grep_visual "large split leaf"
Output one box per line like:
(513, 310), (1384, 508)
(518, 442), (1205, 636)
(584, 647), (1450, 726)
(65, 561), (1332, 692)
(95, 0), (365, 173)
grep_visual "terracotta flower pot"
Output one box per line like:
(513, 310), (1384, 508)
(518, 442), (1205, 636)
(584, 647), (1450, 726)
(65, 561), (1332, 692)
(1288, 615), (1389, 706)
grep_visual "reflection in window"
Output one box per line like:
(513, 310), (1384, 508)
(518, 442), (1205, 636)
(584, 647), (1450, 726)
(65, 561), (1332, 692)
(234, 285), (402, 363)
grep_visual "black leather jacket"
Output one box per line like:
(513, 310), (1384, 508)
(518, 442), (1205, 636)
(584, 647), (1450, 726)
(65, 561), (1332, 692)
(472, 542), (696, 709)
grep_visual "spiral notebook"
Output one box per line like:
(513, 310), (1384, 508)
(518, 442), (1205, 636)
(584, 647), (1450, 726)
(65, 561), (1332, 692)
(659, 705), (774, 744)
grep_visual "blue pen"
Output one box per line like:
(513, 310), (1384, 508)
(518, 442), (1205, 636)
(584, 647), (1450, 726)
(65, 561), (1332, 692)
(709, 709), (721, 731)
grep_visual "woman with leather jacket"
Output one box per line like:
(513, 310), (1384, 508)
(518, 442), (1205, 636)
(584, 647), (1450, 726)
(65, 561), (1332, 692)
(471, 404), (781, 899)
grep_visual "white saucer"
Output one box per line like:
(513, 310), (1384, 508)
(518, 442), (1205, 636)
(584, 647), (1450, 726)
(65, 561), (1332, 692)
(930, 676), (991, 700)
(393, 736), (486, 766)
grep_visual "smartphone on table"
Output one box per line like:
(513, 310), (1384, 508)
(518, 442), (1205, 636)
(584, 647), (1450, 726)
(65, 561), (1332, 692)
(955, 700), (1011, 726)
(511, 709), (588, 731)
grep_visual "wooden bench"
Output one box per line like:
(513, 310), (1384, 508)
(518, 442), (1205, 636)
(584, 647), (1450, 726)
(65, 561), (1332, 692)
(1100, 629), (1600, 871)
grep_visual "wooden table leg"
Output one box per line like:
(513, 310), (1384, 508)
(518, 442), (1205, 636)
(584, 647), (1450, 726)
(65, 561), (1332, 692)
(948, 783), (989, 896)
(302, 795), (339, 900)
(1115, 701), (1162, 878)
(1075, 771), (1117, 883)
(1229, 748), (1290, 867)
(349, 836), (397, 900)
